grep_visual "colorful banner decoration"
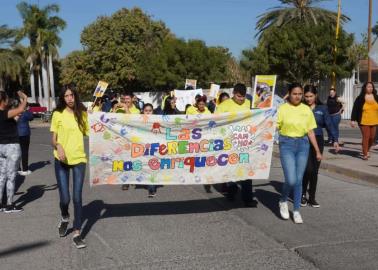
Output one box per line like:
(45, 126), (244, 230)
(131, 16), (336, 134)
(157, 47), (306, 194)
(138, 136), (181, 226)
(252, 75), (277, 109)
(174, 89), (203, 112)
(93, 81), (109, 98)
(89, 108), (276, 186)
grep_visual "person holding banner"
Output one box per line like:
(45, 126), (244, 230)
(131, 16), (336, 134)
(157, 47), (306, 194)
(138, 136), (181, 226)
(115, 92), (141, 190)
(186, 95), (211, 115)
(115, 92), (140, 114)
(186, 95), (212, 193)
(142, 103), (159, 197)
(277, 83), (322, 224)
(302, 85), (340, 208)
(216, 84), (257, 207)
(50, 85), (88, 248)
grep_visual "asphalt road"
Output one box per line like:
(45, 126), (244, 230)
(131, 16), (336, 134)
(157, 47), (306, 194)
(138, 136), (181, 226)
(0, 127), (377, 270)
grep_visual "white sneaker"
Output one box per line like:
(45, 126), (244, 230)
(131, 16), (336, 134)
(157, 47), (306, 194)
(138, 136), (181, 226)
(18, 170), (31, 176)
(293, 211), (303, 224)
(279, 201), (289, 220)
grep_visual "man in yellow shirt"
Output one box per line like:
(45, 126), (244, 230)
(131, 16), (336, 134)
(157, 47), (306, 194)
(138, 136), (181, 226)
(216, 83), (256, 207)
(115, 92), (140, 114)
(116, 92), (140, 190)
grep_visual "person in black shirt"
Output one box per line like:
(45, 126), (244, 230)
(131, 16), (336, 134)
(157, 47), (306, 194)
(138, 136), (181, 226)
(0, 90), (28, 213)
(326, 88), (344, 144)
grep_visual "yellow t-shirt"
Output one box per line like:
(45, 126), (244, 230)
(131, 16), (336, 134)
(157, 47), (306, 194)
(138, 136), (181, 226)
(93, 105), (101, 112)
(50, 109), (89, 165)
(361, 100), (378, 125)
(277, 103), (317, 137)
(186, 105), (211, 115)
(216, 98), (251, 113)
(115, 105), (140, 114)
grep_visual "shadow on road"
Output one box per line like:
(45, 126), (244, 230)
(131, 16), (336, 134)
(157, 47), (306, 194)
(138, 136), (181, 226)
(81, 197), (239, 238)
(328, 148), (360, 158)
(29, 160), (51, 172)
(0, 241), (51, 258)
(15, 184), (57, 208)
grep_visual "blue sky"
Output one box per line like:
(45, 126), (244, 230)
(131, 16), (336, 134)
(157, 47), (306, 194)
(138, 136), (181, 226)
(1, 0), (377, 58)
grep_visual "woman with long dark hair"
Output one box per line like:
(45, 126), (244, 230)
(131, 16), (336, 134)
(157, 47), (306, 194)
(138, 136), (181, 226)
(0, 90), (28, 213)
(351, 82), (378, 160)
(50, 84), (88, 249)
(302, 85), (340, 208)
(277, 83), (322, 224)
(163, 96), (181, 115)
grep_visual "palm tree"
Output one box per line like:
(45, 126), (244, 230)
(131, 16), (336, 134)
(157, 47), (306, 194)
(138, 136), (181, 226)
(17, 2), (66, 109)
(0, 25), (24, 91)
(256, 0), (350, 37)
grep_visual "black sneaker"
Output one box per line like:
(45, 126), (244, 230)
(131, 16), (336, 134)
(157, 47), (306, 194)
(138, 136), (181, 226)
(73, 234), (86, 249)
(148, 191), (156, 198)
(4, 204), (23, 213)
(58, 219), (69, 237)
(301, 196), (308, 207)
(121, 184), (129, 190)
(308, 199), (320, 208)
(244, 199), (258, 208)
(0, 204), (5, 212)
(204, 185), (212, 193)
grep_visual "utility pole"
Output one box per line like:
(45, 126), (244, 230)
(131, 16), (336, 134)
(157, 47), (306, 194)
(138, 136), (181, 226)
(367, 0), (372, 82)
(332, 0), (341, 89)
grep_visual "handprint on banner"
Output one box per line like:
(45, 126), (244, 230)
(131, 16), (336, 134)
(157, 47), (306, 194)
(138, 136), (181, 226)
(151, 122), (162, 134)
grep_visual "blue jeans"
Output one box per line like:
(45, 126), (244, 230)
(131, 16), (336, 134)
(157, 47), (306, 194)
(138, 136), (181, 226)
(279, 135), (310, 211)
(54, 159), (86, 230)
(328, 114), (341, 142)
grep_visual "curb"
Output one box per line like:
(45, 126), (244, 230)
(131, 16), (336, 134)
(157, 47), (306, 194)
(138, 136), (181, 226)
(272, 150), (378, 185)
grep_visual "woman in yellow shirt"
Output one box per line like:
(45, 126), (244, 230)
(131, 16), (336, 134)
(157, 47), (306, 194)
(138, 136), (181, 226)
(50, 84), (88, 249)
(351, 82), (378, 160)
(186, 95), (211, 115)
(277, 83), (322, 224)
(186, 95), (212, 193)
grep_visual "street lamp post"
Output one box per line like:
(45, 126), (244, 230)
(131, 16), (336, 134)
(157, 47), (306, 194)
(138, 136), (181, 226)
(367, 0), (372, 82)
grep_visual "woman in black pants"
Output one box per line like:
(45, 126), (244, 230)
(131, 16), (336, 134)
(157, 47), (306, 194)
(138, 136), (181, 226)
(302, 85), (340, 208)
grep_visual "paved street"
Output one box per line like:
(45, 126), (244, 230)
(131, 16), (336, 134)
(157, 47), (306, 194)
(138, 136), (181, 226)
(0, 127), (378, 270)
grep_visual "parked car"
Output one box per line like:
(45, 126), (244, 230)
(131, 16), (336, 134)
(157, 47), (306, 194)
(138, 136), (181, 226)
(29, 103), (47, 117)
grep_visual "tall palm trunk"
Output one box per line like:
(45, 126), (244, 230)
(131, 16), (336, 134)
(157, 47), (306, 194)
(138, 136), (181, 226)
(41, 57), (50, 111)
(38, 71), (43, 105)
(48, 53), (55, 108)
(30, 62), (36, 102)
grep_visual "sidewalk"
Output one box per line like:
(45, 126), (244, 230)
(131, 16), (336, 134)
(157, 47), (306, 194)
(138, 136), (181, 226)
(274, 137), (378, 184)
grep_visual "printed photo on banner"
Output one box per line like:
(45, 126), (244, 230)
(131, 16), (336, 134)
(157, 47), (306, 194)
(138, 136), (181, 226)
(185, 79), (197, 90)
(88, 108), (276, 186)
(93, 81), (109, 98)
(209, 83), (220, 99)
(174, 88), (203, 112)
(252, 75), (277, 109)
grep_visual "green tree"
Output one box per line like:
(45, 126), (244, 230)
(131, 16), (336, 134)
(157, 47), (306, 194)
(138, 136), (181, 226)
(79, 7), (170, 91)
(60, 7), (234, 95)
(256, 0), (349, 37)
(241, 23), (355, 84)
(16, 1), (66, 107)
(0, 25), (24, 91)
(373, 21), (378, 39)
